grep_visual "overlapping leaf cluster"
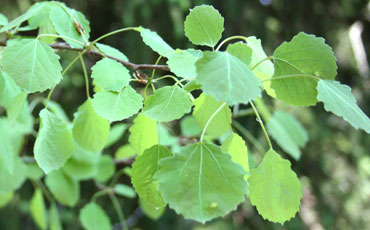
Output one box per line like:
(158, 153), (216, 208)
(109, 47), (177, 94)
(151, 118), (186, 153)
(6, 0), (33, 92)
(0, 2), (369, 229)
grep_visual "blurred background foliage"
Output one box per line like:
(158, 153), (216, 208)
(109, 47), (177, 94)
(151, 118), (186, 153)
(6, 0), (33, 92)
(0, 0), (369, 229)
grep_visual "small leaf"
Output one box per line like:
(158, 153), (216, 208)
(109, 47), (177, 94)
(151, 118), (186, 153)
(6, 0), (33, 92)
(180, 115), (202, 137)
(115, 144), (136, 160)
(184, 5), (224, 47)
(0, 156), (27, 193)
(221, 133), (249, 180)
(266, 111), (309, 160)
(2, 39), (63, 93)
(113, 184), (136, 198)
(132, 145), (172, 208)
(139, 27), (174, 58)
(95, 155), (115, 183)
(30, 189), (48, 230)
(143, 85), (192, 122)
(248, 150), (302, 224)
(139, 199), (166, 220)
(184, 80), (202, 93)
(91, 58), (131, 92)
(34, 109), (74, 174)
(79, 202), (112, 230)
(193, 93), (231, 137)
(167, 49), (202, 78)
(45, 170), (80, 207)
(25, 163), (44, 180)
(246, 36), (274, 77)
(105, 124), (128, 148)
(154, 142), (248, 223)
(49, 203), (62, 230)
(91, 87), (143, 122)
(96, 43), (129, 61)
(317, 80), (370, 133)
(271, 32), (337, 106)
(129, 114), (158, 155)
(226, 42), (252, 67)
(72, 100), (110, 152)
(195, 51), (261, 105)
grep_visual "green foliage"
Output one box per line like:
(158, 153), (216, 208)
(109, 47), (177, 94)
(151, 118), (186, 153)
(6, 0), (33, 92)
(79, 202), (112, 230)
(30, 189), (47, 230)
(139, 27), (174, 58)
(129, 113), (158, 155)
(167, 49), (202, 78)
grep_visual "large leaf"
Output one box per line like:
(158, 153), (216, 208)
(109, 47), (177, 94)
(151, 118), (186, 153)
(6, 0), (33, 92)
(45, 170), (80, 207)
(72, 100), (110, 152)
(91, 87), (143, 122)
(193, 93), (231, 137)
(79, 202), (112, 230)
(195, 51), (261, 105)
(184, 5), (224, 47)
(30, 189), (48, 230)
(266, 111), (308, 160)
(2, 39), (63, 93)
(248, 150), (302, 224)
(50, 4), (90, 48)
(34, 109), (74, 174)
(166, 49), (202, 79)
(271, 32), (337, 106)
(139, 199), (166, 220)
(139, 27), (173, 58)
(129, 114), (158, 155)
(143, 85), (192, 122)
(91, 58), (131, 92)
(317, 80), (370, 133)
(154, 142), (248, 223)
(132, 145), (172, 208)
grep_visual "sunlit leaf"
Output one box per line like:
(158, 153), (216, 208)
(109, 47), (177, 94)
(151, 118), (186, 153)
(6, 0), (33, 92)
(139, 27), (173, 58)
(129, 114), (158, 155)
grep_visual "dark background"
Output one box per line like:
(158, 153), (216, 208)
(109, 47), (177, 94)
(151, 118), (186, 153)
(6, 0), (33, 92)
(0, 0), (369, 229)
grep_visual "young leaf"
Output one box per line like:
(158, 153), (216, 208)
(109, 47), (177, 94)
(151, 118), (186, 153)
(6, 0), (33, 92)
(113, 184), (136, 198)
(45, 170), (80, 207)
(271, 32), (337, 106)
(248, 149), (302, 224)
(221, 133), (249, 180)
(317, 80), (370, 133)
(193, 93), (231, 137)
(132, 145), (172, 208)
(91, 58), (131, 92)
(96, 43), (129, 61)
(195, 51), (262, 105)
(34, 109), (74, 174)
(49, 203), (62, 230)
(246, 36), (274, 77)
(139, 27), (174, 58)
(79, 202), (112, 230)
(2, 39), (63, 93)
(0, 156), (27, 193)
(50, 4), (90, 48)
(154, 142), (248, 223)
(143, 85), (192, 122)
(91, 87), (143, 122)
(72, 100), (110, 152)
(129, 114), (158, 155)
(30, 189), (48, 230)
(184, 5), (224, 47)
(166, 49), (202, 78)
(95, 155), (115, 183)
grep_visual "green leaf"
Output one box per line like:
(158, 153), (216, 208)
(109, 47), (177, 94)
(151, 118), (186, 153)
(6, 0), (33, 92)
(0, 71), (21, 108)
(226, 42), (252, 67)
(266, 111), (308, 160)
(0, 192), (13, 208)
(180, 115), (202, 137)
(0, 119), (16, 174)
(25, 163), (44, 180)
(46, 100), (71, 124)
(96, 43), (129, 61)
(105, 124), (128, 148)
(154, 142), (248, 223)
(248, 149), (302, 224)
(91, 58), (131, 92)
(79, 202), (112, 230)
(113, 184), (136, 198)
(0, 13), (8, 26)
(50, 4), (90, 48)
(2, 39), (63, 93)
(115, 144), (136, 160)
(317, 80), (370, 133)
(91, 87), (143, 122)
(195, 51), (261, 105)
(143, 85), (192, 122)
(184, 5), (224, 47)
(46, 170), (80, 207)
(246, 36), (274, 77)
(139, 27), (174, 58)
(34, 109), (74, 174)
(49, 203), (62, 230)
(132, 145), (172, 208)
(129, 114), (158, 155)
(95, 155), (115, 183)
(221, 133), (249, 180)
(7, 91), (27, 122)
(167, 49), (202, 78)
(184, 80), (202, 92)
(139, 199), (166, 220)
(72, 100), (110, 152)
(30, 189), (48, 230)
(271, 32), (337, 106)
(0, 156), (27, 193)
(193, 93), (231, 137)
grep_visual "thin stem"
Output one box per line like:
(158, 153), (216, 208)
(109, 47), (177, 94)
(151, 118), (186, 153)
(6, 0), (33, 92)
(109, 169), (125, 187)
(28, 97), (45, 113)
(232, 120), (265, 155)
(215, 35), (248, 51)
(44, 88), (55, 110)
(200, 103), (226, 142)
(109, 193), (128, 230)
(251, 56), (273, 71)
(31, 179), (55, 203)
(153, 75), (185, 88)
(79, 54), (90, 99)
(144, 55), (164, 97)
(261, 73), (320, 82)
(92, 189), (110, 202)
(92, 27), (138, 45)
(249, 100), (273, 150)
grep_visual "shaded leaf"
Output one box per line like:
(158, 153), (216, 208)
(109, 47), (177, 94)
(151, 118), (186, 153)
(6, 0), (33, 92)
(95, 155), (115, 183)
(79, 202), (111, 230)
(30, 189), (47, 230)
